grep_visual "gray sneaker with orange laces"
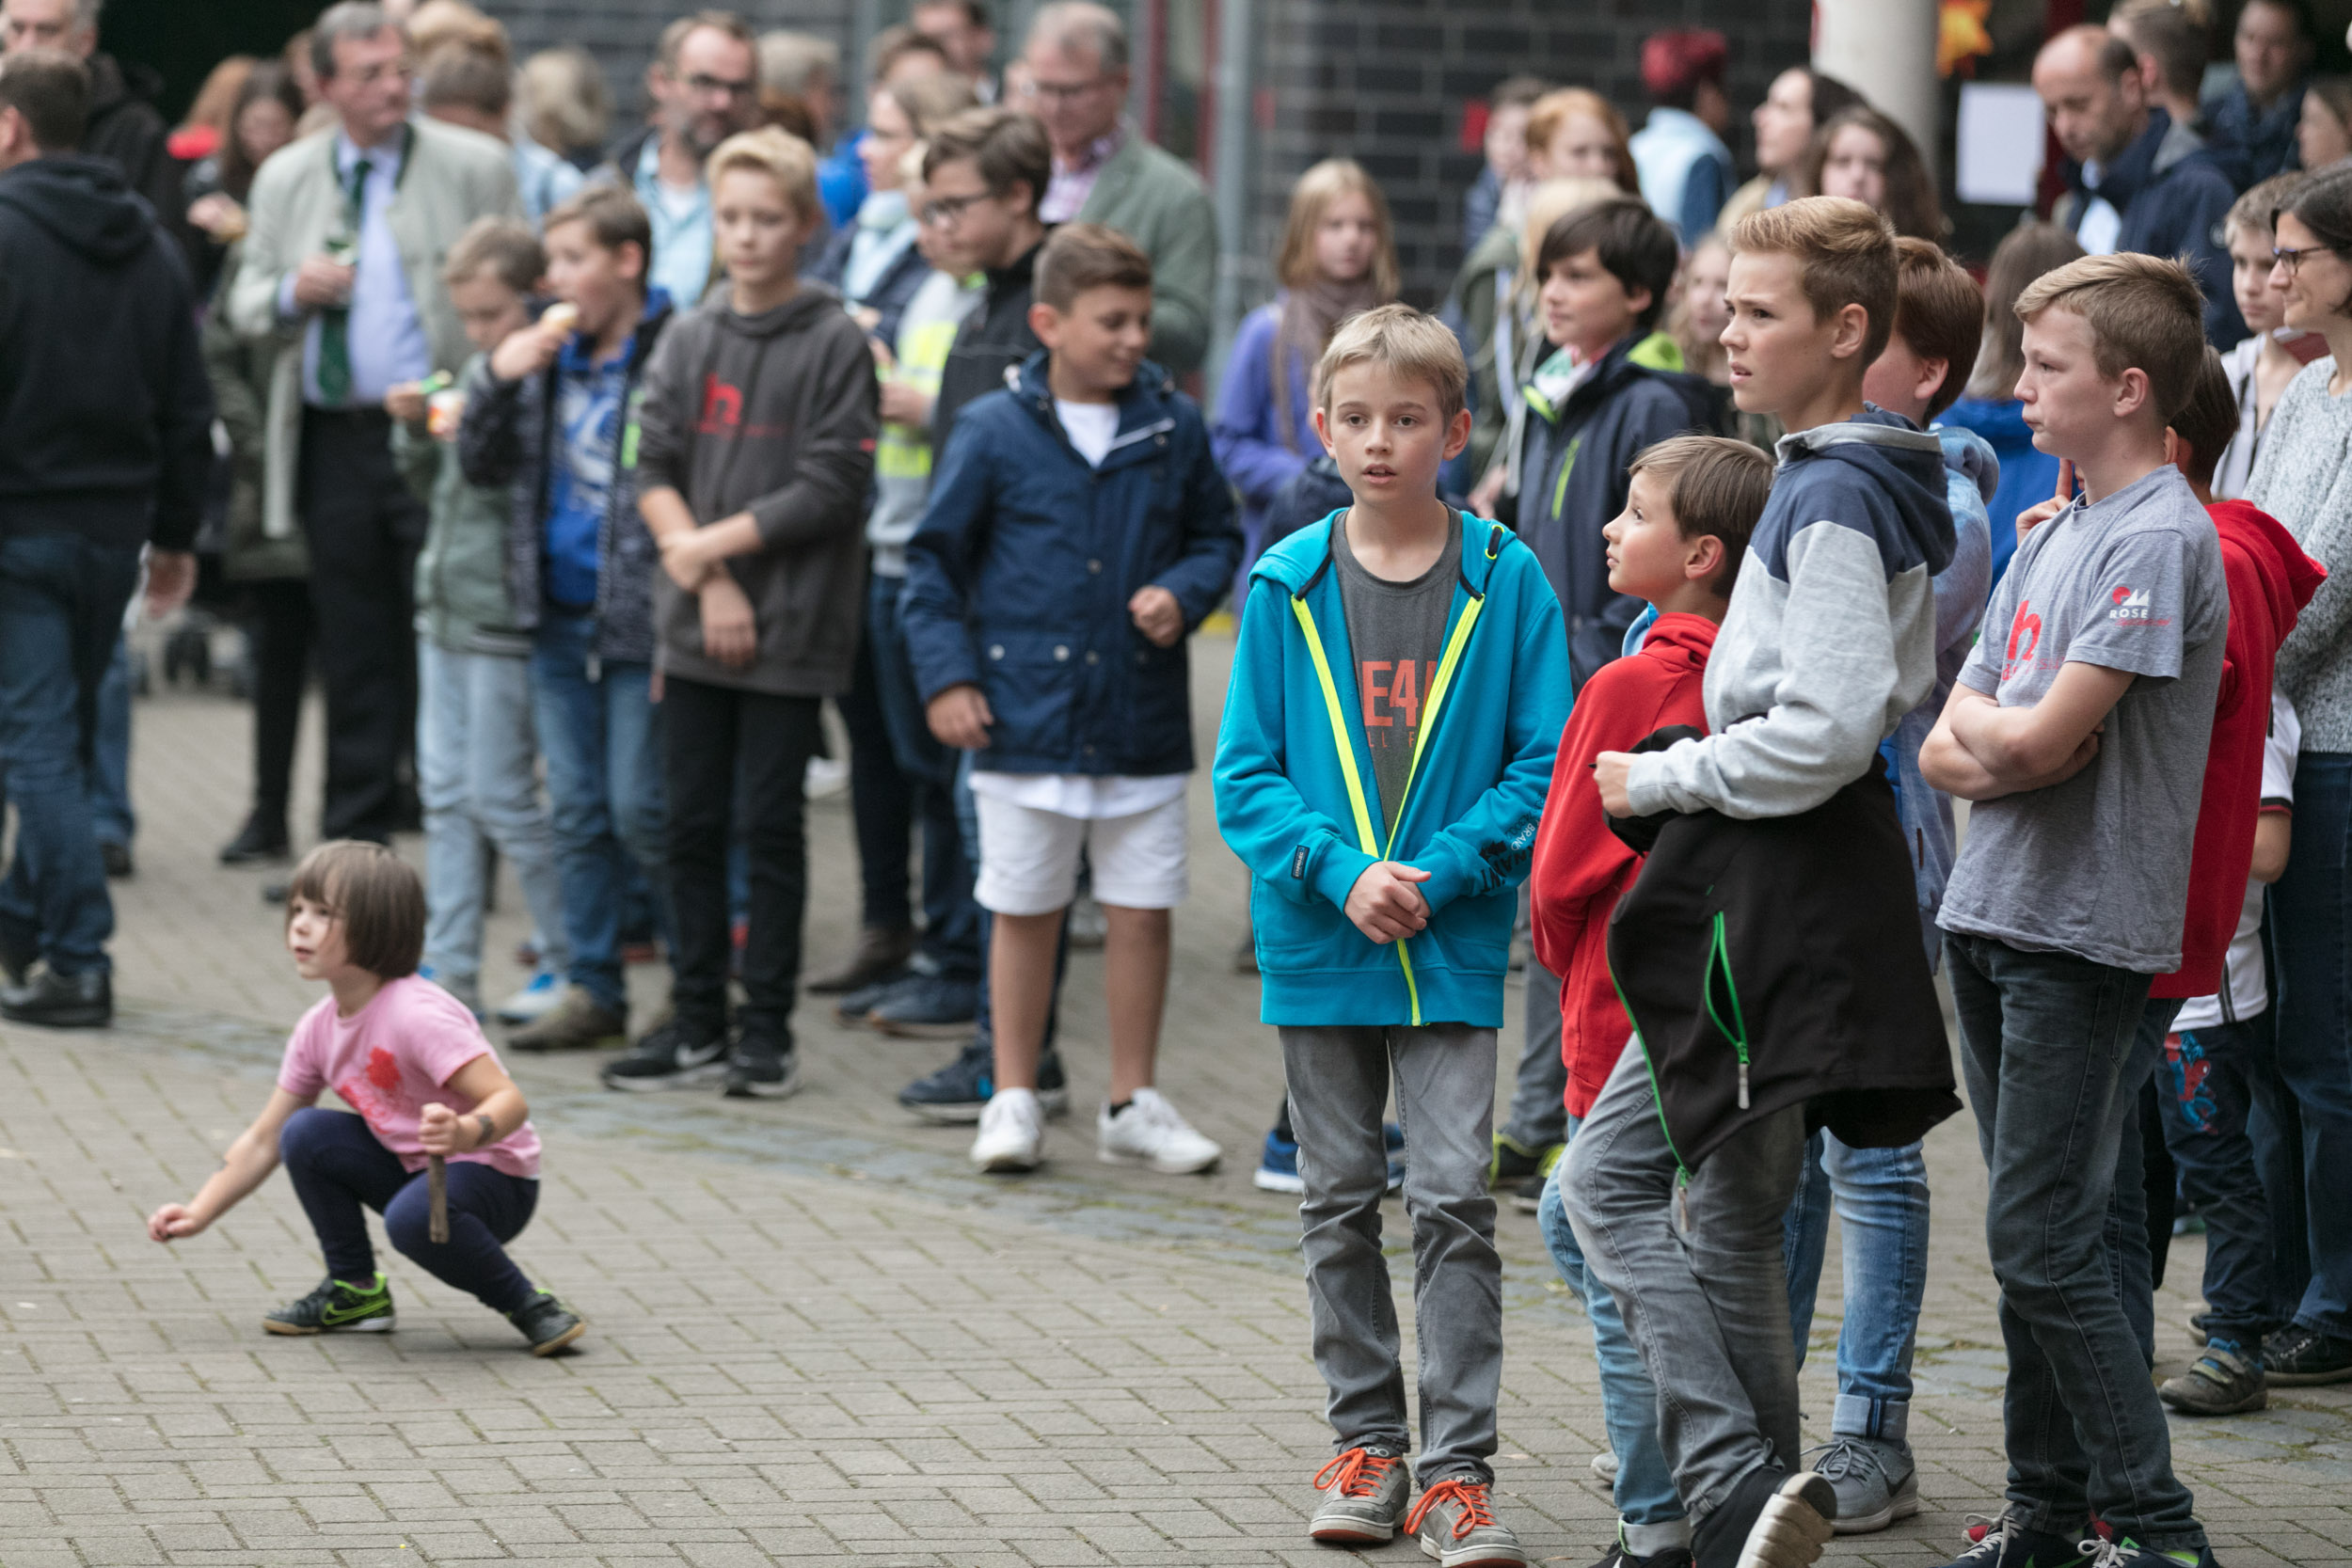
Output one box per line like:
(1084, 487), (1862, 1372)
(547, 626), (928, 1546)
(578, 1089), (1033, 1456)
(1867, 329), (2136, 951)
(1406, 1476), (1529, 1566)
(1309, 1445), (1410, 1544)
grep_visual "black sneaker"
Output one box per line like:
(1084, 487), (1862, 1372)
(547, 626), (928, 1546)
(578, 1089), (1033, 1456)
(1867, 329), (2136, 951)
(101, 840), (134, 879)
(836, 968), (914, 1024)
(218, 813), (291, 865)
(2265, 1323), (2352, 1385)
(1937, 1514), (2090, 1568)
(0, 967), (112, 1028)
(599, 1017), (731, 1091)
(1586, 1536), (1694, 1568)
(0, 921), (33, 989)
(2160, 1340), (2267, 1415)
(898, 1037), (1071, 1123)
(507, 1291), (586, 1355)
(867, 971), (980, 1038)
(724, 1035), (803, 1100)
(1489, 1132), (1561, 1189)
(263, 1273), (394, 1335)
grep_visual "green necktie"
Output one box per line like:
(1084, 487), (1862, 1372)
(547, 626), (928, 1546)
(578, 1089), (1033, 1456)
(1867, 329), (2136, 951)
(315, 156), (370, 406)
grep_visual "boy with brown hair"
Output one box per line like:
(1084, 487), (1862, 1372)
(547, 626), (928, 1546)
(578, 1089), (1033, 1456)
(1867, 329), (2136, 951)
(1215, 304), (1568, 1564)
(905, 223), (1241, 1174)
(1924, 253), (2232, 1568)
(1570, 197), (1961, 1568)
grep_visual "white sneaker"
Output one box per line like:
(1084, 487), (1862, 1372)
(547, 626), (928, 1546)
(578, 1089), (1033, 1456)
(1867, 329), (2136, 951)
(971, 1088), (1045, 1172)
(494, 969), (564, 1024)
(805, 755), (850, 799)
(1097, 1086), (1222, 1174)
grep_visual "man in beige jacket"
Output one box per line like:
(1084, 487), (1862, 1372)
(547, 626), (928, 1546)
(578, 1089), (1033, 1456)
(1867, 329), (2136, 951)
(228, 2), (518, 850)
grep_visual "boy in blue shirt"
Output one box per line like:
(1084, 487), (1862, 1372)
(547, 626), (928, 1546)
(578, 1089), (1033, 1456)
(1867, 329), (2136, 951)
(1215, 305), (1568, 1564)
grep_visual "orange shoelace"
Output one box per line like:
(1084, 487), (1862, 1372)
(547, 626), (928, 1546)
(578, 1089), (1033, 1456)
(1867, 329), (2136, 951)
(1404, 1477), (1497, 1539)
(1312, 1447), (1400, 1499)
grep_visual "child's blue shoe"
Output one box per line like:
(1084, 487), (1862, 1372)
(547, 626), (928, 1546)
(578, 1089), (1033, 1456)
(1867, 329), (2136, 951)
(494, 969), (564, 1025)
(1255, 1125), (1407, 1195)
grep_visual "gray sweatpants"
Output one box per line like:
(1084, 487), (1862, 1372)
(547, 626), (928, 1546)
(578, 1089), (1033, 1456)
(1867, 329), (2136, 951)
(1279, 1022), (1503, 1485)
(1565, 1038), (1810, 1521)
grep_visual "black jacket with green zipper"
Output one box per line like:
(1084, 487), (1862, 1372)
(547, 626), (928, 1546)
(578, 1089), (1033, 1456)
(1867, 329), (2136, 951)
(1605, 725), (1960, 1172)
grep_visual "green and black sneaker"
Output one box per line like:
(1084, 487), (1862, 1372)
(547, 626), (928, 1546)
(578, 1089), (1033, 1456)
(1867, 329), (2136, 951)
(508, 1291), (586, 1356)
(263, 1273), (395, 1336)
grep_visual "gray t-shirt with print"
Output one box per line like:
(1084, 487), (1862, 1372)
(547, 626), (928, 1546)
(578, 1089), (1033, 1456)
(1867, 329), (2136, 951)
(1332, 513), (1463, 837)
(1938, 465), (2229, 973)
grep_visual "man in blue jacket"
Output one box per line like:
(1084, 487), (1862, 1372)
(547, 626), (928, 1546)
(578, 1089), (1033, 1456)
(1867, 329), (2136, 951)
(2037, 24), (2245, 347)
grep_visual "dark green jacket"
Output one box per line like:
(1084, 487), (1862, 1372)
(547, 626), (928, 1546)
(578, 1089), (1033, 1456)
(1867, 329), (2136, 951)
(203, 245), (305, 583)
(404, 351), (529, 655)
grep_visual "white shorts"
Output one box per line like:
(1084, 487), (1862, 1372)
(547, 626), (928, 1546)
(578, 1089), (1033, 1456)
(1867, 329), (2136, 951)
(973, 791), (1190, 915)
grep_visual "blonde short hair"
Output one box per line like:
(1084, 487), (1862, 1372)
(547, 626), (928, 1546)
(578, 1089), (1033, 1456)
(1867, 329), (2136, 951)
(1313, 303), (1470, 422)
(2013, 251), (2208, 420)
(1730, 195), (1899, 363)
(705, 126), (822, 222)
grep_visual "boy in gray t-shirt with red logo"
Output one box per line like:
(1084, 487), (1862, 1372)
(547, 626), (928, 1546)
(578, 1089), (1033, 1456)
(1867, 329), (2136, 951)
(1923, 255), (2229, 1568)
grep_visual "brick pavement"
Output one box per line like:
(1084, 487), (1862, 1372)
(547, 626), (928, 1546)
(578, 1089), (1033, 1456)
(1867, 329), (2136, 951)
(0, 632), (2344, 1565)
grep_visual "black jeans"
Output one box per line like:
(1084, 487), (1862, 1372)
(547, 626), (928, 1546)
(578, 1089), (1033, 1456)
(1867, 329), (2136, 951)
(242, 577), (313, 833)
(664, 676), (822, 1040)
(841, 614), (914, 933)
(297, 407), (423, 843)
(278, 1107), (537, 1313)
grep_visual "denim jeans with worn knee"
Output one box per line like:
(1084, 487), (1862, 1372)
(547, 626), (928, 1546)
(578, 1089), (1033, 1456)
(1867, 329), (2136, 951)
(1782, 1129), (1931, 1447)
(1280, 1022), (1502, 1487)
(1565, 1039), (1810, 1523)
(1945, 932), (2202, 1554)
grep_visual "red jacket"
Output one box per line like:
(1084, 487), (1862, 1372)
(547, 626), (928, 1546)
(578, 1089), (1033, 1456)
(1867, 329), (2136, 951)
(2152, 500), (2324, 999)
(1530, 611), (1716, 1118)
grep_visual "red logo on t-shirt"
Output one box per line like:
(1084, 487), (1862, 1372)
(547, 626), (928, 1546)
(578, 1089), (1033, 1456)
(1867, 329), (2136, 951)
(1359, 659), (1436, 742)
(2003, 598), (2042, 676)
(365, 1047), (401, 1092)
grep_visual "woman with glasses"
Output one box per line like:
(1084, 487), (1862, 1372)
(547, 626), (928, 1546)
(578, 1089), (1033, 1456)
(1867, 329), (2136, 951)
(2239, 163), (2352, 1389)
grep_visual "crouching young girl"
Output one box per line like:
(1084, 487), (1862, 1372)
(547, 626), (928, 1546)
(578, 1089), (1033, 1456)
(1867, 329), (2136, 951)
(146, 841), (584, 1355)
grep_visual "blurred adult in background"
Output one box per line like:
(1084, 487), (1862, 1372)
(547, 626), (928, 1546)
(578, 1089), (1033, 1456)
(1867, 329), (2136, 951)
(1628, 26), (1733, 244)
(2207, 0), (2312, 184)
(1018, 2), (1215, 374)
(2038, 24), (2243, 344)
(806, 24), (958, 241)
(2111, 0), (2247, 190)
(757, 31), (850, 226)
(418, 40), (581, 225)
(2299, 75), (2352, 172)
(1462, 74), (1548, 251)
(1720, 65), (1863, 233)
(603, 10), (762, 310)
(913, 0), (997, 102)
(1938, 220), (2085, 586)
(520, 46), (612, 173)
(804, 68), (973, 346)
(226, 1), (521, 853)
(2, 0), (176, 224)
(168, 54), (251, 168)
(1796, 103), (1945, 239)
(1525, 86), (1640, 193)
(405, 0), (501, 61)
(183, 62), (303, 309)
(282, 29), (320, 109)
(0, 50), (210, 1025)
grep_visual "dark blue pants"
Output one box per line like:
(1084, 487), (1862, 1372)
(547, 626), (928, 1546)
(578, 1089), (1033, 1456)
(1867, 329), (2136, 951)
(2160, 1012), (2297, 1348)
(278, 1108), (537, 1314)
(867, 573), (981, 976)
(2265, 751), (2352, 1339)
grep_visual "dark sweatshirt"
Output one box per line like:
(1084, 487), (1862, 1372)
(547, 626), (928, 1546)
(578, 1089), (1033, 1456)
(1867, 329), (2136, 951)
(632, 286), (880, 696)
(931, 239), (1042, 462)
(0, 154), (211, 551)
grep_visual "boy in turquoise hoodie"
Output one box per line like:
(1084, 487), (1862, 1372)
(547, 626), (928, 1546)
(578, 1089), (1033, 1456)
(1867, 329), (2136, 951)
(1214, 305), (1568, 1564)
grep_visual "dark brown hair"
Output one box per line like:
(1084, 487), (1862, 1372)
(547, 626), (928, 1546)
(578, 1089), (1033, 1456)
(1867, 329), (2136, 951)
(0, 49), (87, 151)
(285, 842), (425, 980)
(1036, 221), (1152, 309)
(2110, 0), (2211, 100)
(1629, 436), (1773, 597)
(1796, 105), (1944, 242)
(217, 60), (306, 202)
(1889, 236), (1987, 420)
(444, 214), (545, 293)
(922, 104), (1051, 214)
(869, 23), (953, 84)
(542, 184), (654, 268)
(1535, 198), (1680, 333)
(2172, 344), (2239, 487)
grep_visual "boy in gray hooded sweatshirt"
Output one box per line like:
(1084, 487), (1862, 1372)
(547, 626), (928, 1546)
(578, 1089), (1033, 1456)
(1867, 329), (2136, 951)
(616, 127), (879, 1099)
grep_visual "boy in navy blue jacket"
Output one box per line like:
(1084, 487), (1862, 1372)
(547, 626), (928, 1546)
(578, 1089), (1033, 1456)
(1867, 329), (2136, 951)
(902, 224), (1241, 1178)
(1215, 305), (1568, 1562)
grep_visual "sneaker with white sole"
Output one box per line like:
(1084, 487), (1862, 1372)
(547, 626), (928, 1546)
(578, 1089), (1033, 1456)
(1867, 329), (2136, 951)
(1733, 1470), (1837, 1568)
(972, 1087), (1045, 1172)
(494, 970), (564, 1024)
(1309, 1445), (1410, 1544)
(599, 1018), (731, 1090)
(1405, 1477), (1529, 1566)
(1098, 1087), (1221, 1174)
(1805, 1434), (1916, 1534)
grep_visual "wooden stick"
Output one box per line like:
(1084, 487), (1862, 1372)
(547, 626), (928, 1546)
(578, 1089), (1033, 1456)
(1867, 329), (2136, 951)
(427, 1154), (449, 1244)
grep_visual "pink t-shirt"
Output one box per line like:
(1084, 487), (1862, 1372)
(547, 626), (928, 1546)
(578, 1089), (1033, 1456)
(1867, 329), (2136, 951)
(278, 974), (543, 1180)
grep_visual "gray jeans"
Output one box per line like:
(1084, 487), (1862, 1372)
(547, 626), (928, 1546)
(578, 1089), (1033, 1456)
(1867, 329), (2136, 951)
(1500, 958), (1568, 1152)
(1565, 1038), (1810, 1521)
(1279, 1022), (1502, 1485)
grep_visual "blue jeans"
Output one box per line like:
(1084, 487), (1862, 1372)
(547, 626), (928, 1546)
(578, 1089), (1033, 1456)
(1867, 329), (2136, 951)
(1945, 933), (2202, 1553)
(0, 533), (141, 976)
(91, 634), (134, 847)
(529, 612), (666, 1017)
(1537, 1126), (1686, 1551)
(418, 641), (571, 988)
(870, 574), (980, 975)
(1784, 1131), (1931, 1444)
(2266, 750), (2352, 1339)
(278, 1107), (538, 1314)
(2160, 1012), (2294, 1348)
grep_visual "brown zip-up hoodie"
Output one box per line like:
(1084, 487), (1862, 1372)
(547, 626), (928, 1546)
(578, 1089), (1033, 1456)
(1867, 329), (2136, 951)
(633, 287), (879, 695)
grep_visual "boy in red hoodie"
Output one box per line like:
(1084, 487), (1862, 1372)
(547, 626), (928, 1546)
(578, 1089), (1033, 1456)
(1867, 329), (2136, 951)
(1530, 435), (1773, 1568)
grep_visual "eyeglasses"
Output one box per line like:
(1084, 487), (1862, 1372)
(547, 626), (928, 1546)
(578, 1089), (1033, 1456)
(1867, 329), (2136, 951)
(685, 72), (758, 100)
(1024, 76), (1110, 103)
(920, 190), (991, 227)
(2272, 245), (2341, 274)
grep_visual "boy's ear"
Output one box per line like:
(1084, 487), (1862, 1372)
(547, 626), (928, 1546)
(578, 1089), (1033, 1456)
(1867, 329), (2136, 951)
(1682, 531), (1725, 583)
(1311, 404), (1338, 456)
(1026, 299), (1064, 350)
(617, 240), (647, 285)
(1829, 301), (1873, 362)
(1627, 283), (1655, 324)
(2112, 365), (2154, 423)
(1442, 406), (1473, 462)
